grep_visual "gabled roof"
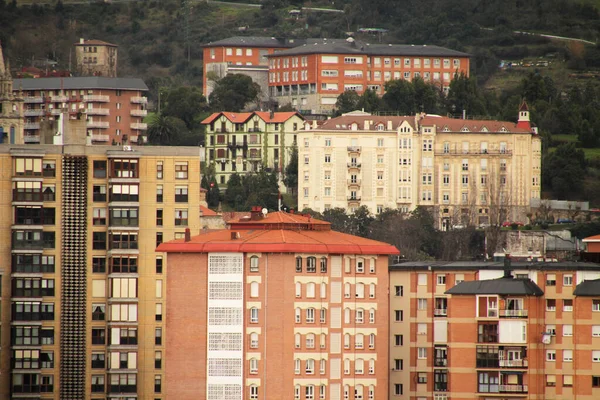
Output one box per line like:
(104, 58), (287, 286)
(199, 205), (218, 217)
(574, 279), (600, 296)
(318, 115), (416, 131)
(74, 39), (117, 47)
(519, 100), (529, 112)
(13, 77), (147, 91)
(583, 234), (600, 242)
(445, 277), (544, 296)
(201, 111), (304, 125)
(420, 116), (531, 134)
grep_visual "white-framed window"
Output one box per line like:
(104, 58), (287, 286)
(295, 333), (301, 349)
(418, 298), (427, 310)
(418, 348), (427, 359)
(546, 350), (556, 361)
(306, 333), (315, 349)
(563, 324), (573, 336)
(355, 333), (364, 349)
(320, 359), (326, 374)
(295, 307), (301, 323)
(249, 358), (258, 374)
(356, 259), (364, 273)
(294, 359), (301, 374)
(356, 283), (365, 299)
(344, 282), (351, 298)
(418, 273), (427, 285)
(306, 358), (315, 374)
(437, 275), (446, 285)
(594, 299), (600, 311)
(593, 350), (600, 362)
(563, 349), (573, 362)
(250, 332), (258, 348)
(369, 333), (375, 349)
(355, 358), (364, 374)
(593, 325), (600, 336)
(369, 308), (375, 323)
(356, 308), (364, 323)
(250, 307), (258, 323)
(249, 385), (258, 400)
(417, 323), (427, 335)
(369, 283), (376, 298)
(295, 282), (302, 298)
(306, 282), (316, 298)
(546, 324), (556, 336)
(320, 308), (326, 323)
(306, 308), (315, 323)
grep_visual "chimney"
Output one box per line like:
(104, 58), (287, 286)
(503, 255), (512, 278)
(387, 120), (393, 130)
(230, 231), (240, 240)
(250, 206), (262, 220)
(270, 110), (275, 120)
(79, 38), (84, 44)
(184, 228), (191, 242)
(364, 120), (370, 130)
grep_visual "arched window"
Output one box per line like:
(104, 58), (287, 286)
(320, 282), (327, 298)
(344, 359), (350, 375)
(249, 307), (258, 323)
(320, 308), (326, 323)
(306, 282), (316, 298)
(355, 358), (364, 374)
(320, 333), (327, 349)
(368, 385), (375, 400)
(294, 361), (301, 375)
(306, 358), (315, 374)
(344, 333), (350, 349)
(307, 257), (317, 273)
(295, 333), (301, 348)
(306, 333), (315, 349)
(249, 385), (258, 400)
(369, 308), (376, 323)
(355, 333), (364, 349)
(356, 282), (365, 298)
(249, 256), (259, 272)
(296, 257), (302, 272)
(250, 281), (259, 298)
(369, 359), (375, 374)
(344, 385), (350, 400)
(249, 358), (258, 374)
(320, 359), (326, 374)
(249, 333), (258, 348)
(295, 282), (302, 298)
(320, 257), (327, 272)
(344, 282), (351, 298)
(369, 333), (376, 349)
(356, 308), (364, 323)
(295, 308), (301, 323)
(369, 283), (376, 298)
(355, 384), (364, 400)
(356, 258), (365, 273)
(344, 308), (351, 324)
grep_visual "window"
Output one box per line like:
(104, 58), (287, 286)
(155, 375), (161, 393)
(93, 232), (106, 250)
(155, 303), (162, 321)
(546, 299), (556, 311)
(306, 308), (315, 323)
(437, 275), (446, 285)
(156, 185), (163, 202)
(306, 333), (315, 349)
(418, 348), (427, 359)
(356, 259), (364, 273)
(546, 350), (556, 361)
(418, 323), (427, 335)
(418, 372), (427, 383)
(395, 334), (403, 346)
(563, 349), (573, 362)
(93, 160), (107, 178)
(563, 324), (573, 336)
(563, 299), (573, 312)
(295, 308), (301, 323)
(155, 328), (162, 345)
(175, 186), (188, 202)
(563, 375), (573, 387)
(356, 308), (364, 323)
(249, 358), (258, 374)
(296, 257), (302, 273)
(546, 375), (556, 387)
(306, 359), (315, 374)
(593, 376), (600, 388)
(250, 307), (258, 323)
(175, 162), (188, 179)
(546, 273), (557, 286)
(395, 286), (403, 296)
(355, 334), (364, 349)
(249, 256), (259, 272)
(546, 324), (556, 336)
(563, 274), (573, 286)
(320, 257), (327, 273)
(92, 353), (105, 368)
(250, 333), (259, 348)
(92, 328), (105, 345)
(92, 303), (105, 320)
(307, 257), (317, 273)
(394, 383), (403, 395)
(418, 298), (427, 310)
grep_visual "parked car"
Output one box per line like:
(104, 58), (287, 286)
(557, 218), (574, 224)
(502, 221), (524, 227)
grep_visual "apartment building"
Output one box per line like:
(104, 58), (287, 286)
(202, 111), (304, 187)
(13, 77), (148, 145)
(298, 105), (541, 227)
(0, 114), (201, 399)
(202, 36), (307, 99)
(389, 260), (600, 400)
(0, 43), (24, 144)
(157, 209), (399, 400)
(74, 39), (118, 78)
(267, 38), (470, 113)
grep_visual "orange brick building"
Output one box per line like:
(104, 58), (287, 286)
(158, 209), (399, 400)
(13, 77), (148, 145)
(389, 260), (600, 400)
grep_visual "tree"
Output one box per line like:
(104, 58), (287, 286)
(241, 170), (280, 210)
(224, 173), (246, 211)
(201, 164), (220, 209)
(412, 77), (443, 114)
(382, 79), (416, 114)
(146, 113), (186, 145)
(209, 74), (261, 112)
(283, 145), (298, 194)
(161, 86), (208, 130)
(542, 143), (587, 198)
(356, 89), (383, 113)
(335, 90), (360, 115)
(447, 73), (487, 116)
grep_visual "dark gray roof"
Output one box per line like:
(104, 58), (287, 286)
(574, 279), (600, 296)
(13, 77), (148, 91)
(445, 277), (544, 296)
(204, 36), (308, 48)
(266, 39), (470, 57)
(390, 261), (600, 271)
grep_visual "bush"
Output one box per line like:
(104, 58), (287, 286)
(511, 223), (519, 230)
(541, 223), (549, 229)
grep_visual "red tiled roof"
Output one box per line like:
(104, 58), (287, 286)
(200, 205), (218, 216)
(420, 116), (531, 133)
(253, 111), (303, 123)
(201, 111), (303, 125)
(583, 235), (600, 242)
(74, 39), (117, 46)
(201, 112), (253, 124)
(157, 211), (399, 255)
(319, 115), (415, 130)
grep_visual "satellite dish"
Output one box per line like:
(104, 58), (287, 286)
(262, 208), (268, 217)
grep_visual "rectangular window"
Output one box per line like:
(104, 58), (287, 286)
(418, 348), (427, 359)
(395, 286), (403, 296)
(546, 274), (556, 286)
(175, 162), (188, 179)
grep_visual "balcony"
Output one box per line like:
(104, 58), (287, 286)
(83, 95), (110, 102)
(131, 96), (148, 104)
(500, 384), (528, 393)
(87, 108), (110, 116)
(499, 359), (528, 368)
(24, 123), (40, 130)
(248, 152), (262, 160)
(130, 109), (147, 117)
(347, 179), (361, 185)
(347, 146), (362, 153)
(13, 190), (44, 202)
(50, 109), (63, 115)
(347, 197), (361, 201)
(347, 163), (362, 169)
(434, 308), (448, 317)
(91, 134), (110, 142)
(87, 121), (110, 129)
(499, 309), (528, 318)
(24, 135), (41, 143)
(24, 96), (44, 103)
(436, 149), (513, 156)
(50, 95), (69, 102)
(130, 123), (147, 130)
(24, 109), (44, 117)
(434, 359), (448, 367)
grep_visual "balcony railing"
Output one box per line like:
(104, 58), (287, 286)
(91, 134), (110, 142)
(347, 197), (361, 201)
(347, 146), (362, 152)
(499, 309), (528, 318)
(347, 163), (362, 168)
(436, 149), (513, 156)
(24, 109), (44, 117)
(434, 308), (448, 316)
(130, 123), (147, 130)
(24, 96), (44, 103)
(24, 123), (40, 130)
(347, 179), (361, 185)
(87, 121), (110, 129)
(50, 95), (69, 102)
(83, 95), (110, 102)
(499, 359), (528, 368)
(130, 109), (147, 117)
(50, 109), (63, 115)
(87, 108), (110, 116)
(434, 359), (448, 367)
(500, 384), (527, 393)
(24, 135), (40, 143)
(13, 190), (44, 202)
(131, 96), (148, 104)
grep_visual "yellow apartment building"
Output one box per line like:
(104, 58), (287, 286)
(298, 105), (541, 227)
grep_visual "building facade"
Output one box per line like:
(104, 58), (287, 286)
(266, 39), (470, 113)
(13, 77), (148, 145)
(202, 111), (304, 187)
(0, 118), (201, 399)
(74, 39), (118, 78)
(0, 43), (24, 144)
(389, 260), (600, 400)
(298, 107), (541, 227)
(158, 210), (399, 400)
